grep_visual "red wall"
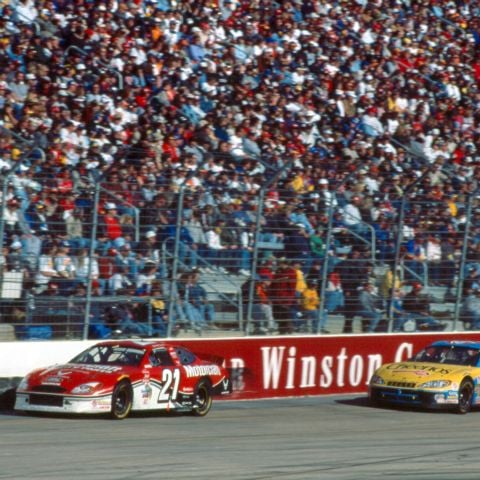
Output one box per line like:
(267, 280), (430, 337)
(181, 333), (480, 400)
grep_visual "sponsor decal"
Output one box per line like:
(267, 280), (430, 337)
(386, 364), (451, 375)
(92, 398), (111, 409)
(184, 365), (221, 378)
(141, 384), (153, 403)
(43, 377), (62, 385)
(76, 365), (122, 373)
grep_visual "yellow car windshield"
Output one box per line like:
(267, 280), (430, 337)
(412, 346), (480, 366)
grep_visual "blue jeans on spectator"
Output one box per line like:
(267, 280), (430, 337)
(308, 309), (329, 333)
(325, 290), (344, 313)
(199, 303), (215, 324)
(360, 310), (382, 333)
(119, 315), (150, 336)
(183, 302), (208, 330)
(178, 241), (198, 269)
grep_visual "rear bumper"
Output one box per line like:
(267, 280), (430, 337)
(369, 386), (459, 409)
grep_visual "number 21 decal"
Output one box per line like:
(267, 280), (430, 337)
(158, 369), (180, 402)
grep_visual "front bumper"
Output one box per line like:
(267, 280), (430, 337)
(15, 392), (113, 415)
(369, 386), (459, 409)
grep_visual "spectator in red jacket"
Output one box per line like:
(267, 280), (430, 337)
(270, 258), (297, 334)
(100, 203), (124, 248)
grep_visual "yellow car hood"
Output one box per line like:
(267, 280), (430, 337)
(377, 362), (476, 384)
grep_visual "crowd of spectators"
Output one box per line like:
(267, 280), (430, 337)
(1, 0), (480, 335)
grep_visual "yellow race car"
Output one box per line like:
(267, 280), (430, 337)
(369, 341), (480, 414)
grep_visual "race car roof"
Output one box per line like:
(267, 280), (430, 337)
(431, 340), (480, 349)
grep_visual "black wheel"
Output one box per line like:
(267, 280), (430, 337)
(111, 380), (133, 420)
(191, 380), (212, 417)
(457, 379), (473, 414)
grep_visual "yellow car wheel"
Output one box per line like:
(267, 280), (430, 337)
(456, 379), (473, 415)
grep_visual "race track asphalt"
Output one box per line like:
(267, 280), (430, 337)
(1, 395), (479, 480)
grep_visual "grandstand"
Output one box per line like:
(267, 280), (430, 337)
(0, 0), (479, 339)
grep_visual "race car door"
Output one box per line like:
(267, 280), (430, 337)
(149, 347), (181, 409)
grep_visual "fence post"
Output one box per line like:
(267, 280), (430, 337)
(167, 186), (186, 338)
(452, 195), (473, 331)
(83, 181), (100, 340)
(0, 174), (9, 252)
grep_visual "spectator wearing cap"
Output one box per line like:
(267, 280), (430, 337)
(4, 198), (23, 236)
(341, 194), (369, 243)
(6, 239), (29, 275)
(100, 202), (124, 249)
(137, 230), (161, 269)
(318, 178), (336, 209)
(288, 204), (314, 235)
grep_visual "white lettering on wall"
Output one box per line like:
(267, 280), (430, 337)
(336, 348), (347, 387)
(299, 356), (316, 388)
(395, 342), (413, 362)
(320, 356), (333, 388)
(286, 346), (296, 389)
(348, 354), (363, 387)
(261, 346), (285, 389)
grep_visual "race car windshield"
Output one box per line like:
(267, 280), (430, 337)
(412, 346), (480, 366)
(70, 345), (146, 367)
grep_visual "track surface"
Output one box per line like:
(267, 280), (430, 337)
(1, 395), (479, 480)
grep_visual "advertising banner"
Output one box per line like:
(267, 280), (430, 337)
(180, 332), (480, 400)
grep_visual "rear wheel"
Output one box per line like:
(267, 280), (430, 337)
(191, 380), (212, 417)
(111, 380), (133, 420)
(457, 379), (473, 414)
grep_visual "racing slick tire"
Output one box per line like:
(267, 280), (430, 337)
(456, 379), (474, 415)
(191, 380), (212, 417)
(111, 380), (133, 420)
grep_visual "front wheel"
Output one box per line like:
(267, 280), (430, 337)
(456, 379), (473, 414)
(111, 380), (133, 420)
(191, 380), (212, 417)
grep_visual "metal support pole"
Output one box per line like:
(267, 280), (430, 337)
(0, 175), (9, 252)
(167, 186), (186, 337)
(452, 195), (473, 331)
(83, 181), (100, 340)
(387, 195), (406, 333)
(316, 195), (335, 334)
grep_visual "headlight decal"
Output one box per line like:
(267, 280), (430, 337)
(419, 380), (451, 389)
(71, 382), (102, 394)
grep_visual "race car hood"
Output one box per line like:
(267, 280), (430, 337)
(376, 361), (471, 384)
(25, 363), (126, 392)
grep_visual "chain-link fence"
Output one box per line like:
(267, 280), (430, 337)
(0, 166), (478, 341)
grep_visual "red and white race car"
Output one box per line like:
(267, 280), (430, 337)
(15, 340), (232, 419)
